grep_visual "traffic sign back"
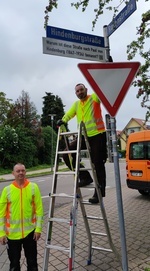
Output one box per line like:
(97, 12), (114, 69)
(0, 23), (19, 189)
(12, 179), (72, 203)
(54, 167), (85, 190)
(78, 62), (140, 117)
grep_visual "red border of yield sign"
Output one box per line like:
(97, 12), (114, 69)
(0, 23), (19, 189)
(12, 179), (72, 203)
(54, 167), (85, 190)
(78, 62), (140, 117)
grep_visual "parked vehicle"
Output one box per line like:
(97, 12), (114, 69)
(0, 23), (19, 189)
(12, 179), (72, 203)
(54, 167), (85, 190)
(126, 130), (150, 195)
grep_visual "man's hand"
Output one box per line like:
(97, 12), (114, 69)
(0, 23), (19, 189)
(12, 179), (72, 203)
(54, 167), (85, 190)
(57, 120), (65, 127)
(0, 236), (7, 245)
(33, 232), (41, 241)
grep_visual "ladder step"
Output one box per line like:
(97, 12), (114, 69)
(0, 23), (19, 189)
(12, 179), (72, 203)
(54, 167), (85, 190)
(79, 167), (92, 171)
(43, 123), (121, 270)
(79, 184), (95, 189)
(49, 217), (69, 223)
(58, 150), (77, 155)
(56, 171), (75, 175)
(81, 200), (97, 205)
(92, 246), (113, 253)
(91, 231), (107, 237)
(50, 193), (74, 199)
(86, 215), (103, 220)
(46, 244), (70, 253)
(60, 131), (78, 136)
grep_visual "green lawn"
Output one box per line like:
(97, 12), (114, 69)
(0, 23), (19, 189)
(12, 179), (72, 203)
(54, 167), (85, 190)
(0, 164), (51, 175)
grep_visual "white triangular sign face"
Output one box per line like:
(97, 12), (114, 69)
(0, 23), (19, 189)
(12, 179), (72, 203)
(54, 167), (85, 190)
(78, 62), (140, 116)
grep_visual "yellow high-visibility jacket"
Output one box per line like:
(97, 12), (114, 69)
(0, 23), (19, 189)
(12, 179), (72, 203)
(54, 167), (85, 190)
(62, 93), (105, 137)
(0, 179), (43, 240)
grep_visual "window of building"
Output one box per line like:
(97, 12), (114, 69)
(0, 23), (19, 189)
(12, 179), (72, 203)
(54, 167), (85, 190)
(127, 127), (140, 135)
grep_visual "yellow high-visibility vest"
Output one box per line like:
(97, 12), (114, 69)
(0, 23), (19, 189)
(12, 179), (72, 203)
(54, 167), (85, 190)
(62, 93), (105, 137)
(0, 179), (43, 240)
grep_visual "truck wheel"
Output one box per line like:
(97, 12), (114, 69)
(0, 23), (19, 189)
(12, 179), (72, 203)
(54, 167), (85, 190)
(138, 190), (150, 196)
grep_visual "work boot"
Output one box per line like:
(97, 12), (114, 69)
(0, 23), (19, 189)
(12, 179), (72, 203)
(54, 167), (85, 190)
(89, 190), (99, 204)
(89, 187), (106, 204)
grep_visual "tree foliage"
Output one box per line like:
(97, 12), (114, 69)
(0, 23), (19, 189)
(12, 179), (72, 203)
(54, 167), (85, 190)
(41, 92), (66, 132)
(15, 90), (38, 128)
(6, 90), (39, 129)
(127, 10), (150, 121)
(0, 90), (65, 169)
(44, 0), (125, 30)
(44, 0), (150, 122)
(0, 124), (39, 168)
(0, 125), (19, 168)
(0, 92), (12, 126)
(38, 126), (57, 164)
(15, 125), (38, 168)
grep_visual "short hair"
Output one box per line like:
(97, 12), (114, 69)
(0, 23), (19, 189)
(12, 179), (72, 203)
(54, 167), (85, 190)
(13, 163), (25, 171)
(75, 83), (86, 88)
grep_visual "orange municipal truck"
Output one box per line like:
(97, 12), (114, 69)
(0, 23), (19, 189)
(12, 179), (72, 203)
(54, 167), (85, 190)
(126, 130), (150, 195)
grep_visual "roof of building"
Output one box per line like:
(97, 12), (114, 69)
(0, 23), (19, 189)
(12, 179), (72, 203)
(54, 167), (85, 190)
(119, 118), (148, 136)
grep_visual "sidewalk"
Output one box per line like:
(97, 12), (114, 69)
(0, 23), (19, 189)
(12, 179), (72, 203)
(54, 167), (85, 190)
(0, 160), (125, 182)
(0, 184), (150, 270)
(0, 168), (52, 182)
(0, 160), (126, 182)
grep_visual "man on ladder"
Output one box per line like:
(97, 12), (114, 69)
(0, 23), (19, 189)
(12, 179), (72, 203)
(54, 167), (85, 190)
(57, 83), (107, 203)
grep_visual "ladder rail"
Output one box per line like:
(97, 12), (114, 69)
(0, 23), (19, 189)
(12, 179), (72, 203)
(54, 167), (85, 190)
(80, 122), (121, 263)
(69, 202), (78, 271)
(69, 123), (83, 270)
(43, 125), (62, 271)
(43, 122), (122, 271)
(75, 123), (93, 263)
(77, 188), (93, 263)
(43, 124), (73, 270)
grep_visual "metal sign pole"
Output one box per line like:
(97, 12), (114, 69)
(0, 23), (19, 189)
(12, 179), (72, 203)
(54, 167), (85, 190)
(103, 25), (129, 271)
(110, 117), (129, 271)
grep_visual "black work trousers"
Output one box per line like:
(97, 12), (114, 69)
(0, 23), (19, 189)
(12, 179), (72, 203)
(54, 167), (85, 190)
(63, 132), (107, 197)
(7, 230), (38, 271)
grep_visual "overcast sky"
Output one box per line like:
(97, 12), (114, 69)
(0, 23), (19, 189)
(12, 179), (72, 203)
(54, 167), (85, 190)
(0, 0), (149, 131)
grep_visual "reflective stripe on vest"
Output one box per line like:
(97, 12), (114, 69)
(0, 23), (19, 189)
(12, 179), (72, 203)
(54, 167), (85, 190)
(77, 95), (105, 135)
(5, 182), (37, 238)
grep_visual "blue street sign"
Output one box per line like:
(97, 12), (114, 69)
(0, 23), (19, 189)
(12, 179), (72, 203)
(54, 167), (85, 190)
(107, 0), (137, 37)
(46, 25), (104, 48)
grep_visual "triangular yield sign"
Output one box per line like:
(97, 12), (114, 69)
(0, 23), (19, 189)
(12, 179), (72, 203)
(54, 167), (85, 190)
(78, 62), (140, 117)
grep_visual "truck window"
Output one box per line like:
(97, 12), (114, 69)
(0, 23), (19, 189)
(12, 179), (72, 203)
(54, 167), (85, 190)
(129, 141), (150, 160)
(147, 141), (150, 159)
(130, 142), (145, 159)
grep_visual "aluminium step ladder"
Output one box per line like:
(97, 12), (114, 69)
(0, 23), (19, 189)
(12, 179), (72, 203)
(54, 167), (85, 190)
(42, 121), (121, 271)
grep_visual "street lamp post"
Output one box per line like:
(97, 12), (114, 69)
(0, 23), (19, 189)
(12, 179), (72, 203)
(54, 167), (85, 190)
(49, 114), (56, 172)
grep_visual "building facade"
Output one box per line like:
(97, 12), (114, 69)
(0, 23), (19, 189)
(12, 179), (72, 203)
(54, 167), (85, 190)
(118, 118), (150, 151)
